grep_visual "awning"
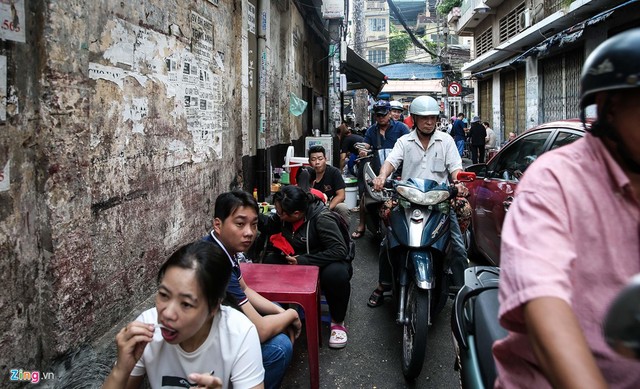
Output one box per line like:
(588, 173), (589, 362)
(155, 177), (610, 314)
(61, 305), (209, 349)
(342, 47), (387, 95)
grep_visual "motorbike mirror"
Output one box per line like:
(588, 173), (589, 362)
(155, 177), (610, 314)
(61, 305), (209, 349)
(457, 171), (477, 182)
(603, 273), (640, 360)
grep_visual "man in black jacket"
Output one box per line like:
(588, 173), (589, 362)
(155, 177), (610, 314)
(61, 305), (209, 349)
(469, 115), (487, 164)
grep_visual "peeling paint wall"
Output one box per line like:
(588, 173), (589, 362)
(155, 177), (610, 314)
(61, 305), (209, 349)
(0, 0), (246, 380)
(262, 2), (326, 147)
(0, 0), (330, 381)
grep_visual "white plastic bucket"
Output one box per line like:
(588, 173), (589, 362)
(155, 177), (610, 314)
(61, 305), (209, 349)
(344, 186), (358, 209)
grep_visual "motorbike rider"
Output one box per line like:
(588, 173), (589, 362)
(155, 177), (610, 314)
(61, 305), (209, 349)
(367, 95), (469, 307)
(494, 29), (640, 388)
(351, 100), (410, 239)
(389, 100), (405, 122)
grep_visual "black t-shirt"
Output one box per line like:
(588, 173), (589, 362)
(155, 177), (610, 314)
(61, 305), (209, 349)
(310, 165), (346, 200)
(340, 133), (364, 154)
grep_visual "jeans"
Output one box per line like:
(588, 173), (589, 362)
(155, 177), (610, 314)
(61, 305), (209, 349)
(262, 332), (293, 389)
(456, 139), (465, 157)
(377, 208), (468, 288)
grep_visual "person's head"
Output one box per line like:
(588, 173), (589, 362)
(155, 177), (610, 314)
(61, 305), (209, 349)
(272, 185), (313, 224)
(457, 113), (465, 120)
(156, 241), (232, 349)
(579, 28), (640, 171)
(308, 145), (328, 174)
(471, 115), (481, 124)
(390, 100), (404, 121)
(335, 122), (349, 137)
(451, 116), (456, 123)
(213, 190), (259, 255)
(508, 132), (516, 141)
(372, 100), (391, 127)
(483, 121), (490, 128)
(409, 95), (440, 137)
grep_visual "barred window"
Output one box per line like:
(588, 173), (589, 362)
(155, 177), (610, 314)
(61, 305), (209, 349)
(476, 28), (493, 57)
(499, 3), (526, 43)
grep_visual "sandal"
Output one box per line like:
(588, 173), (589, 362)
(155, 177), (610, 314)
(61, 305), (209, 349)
(351, 228), (365, 239)
(329, 324), (348, 349)
(367, 287), (389, 308)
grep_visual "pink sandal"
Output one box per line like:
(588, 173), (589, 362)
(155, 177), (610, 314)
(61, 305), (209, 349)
(329, 324), (348, 349)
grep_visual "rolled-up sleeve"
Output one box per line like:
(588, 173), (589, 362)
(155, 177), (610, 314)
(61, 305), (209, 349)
(498, 169), (575, 333)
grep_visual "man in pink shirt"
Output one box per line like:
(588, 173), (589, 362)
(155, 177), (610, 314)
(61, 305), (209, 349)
(494, 29), (640, 388)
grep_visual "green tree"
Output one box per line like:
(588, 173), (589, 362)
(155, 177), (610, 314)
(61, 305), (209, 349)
(436, 0), (462, 15)
(389, 24), (412, 63)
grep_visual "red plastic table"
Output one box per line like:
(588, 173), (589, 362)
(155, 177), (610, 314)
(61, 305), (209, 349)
(239, 263), (321, 389)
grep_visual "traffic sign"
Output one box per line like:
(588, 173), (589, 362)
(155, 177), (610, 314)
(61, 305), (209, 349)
(448, 82), (462, 97)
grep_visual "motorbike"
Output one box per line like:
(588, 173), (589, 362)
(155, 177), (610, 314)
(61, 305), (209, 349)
(451, 266), (506, 389)
(452, 268), (640, 389)
(363, 162), (475, 379)
(604, 273), (640, 360)
(354, 144), (393, 241)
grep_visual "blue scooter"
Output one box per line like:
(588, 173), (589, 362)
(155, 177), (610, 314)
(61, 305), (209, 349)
(364, 163), (475, 379)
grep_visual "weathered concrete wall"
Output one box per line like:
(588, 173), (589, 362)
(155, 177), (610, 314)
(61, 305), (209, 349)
(0, 1), (331, 384)
(1, 0), (248, 383)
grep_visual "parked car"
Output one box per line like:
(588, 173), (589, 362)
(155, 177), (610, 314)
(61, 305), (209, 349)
(464, 119), (588, 265)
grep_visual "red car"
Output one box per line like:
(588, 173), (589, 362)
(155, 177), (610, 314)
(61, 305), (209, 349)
(464, 119), (588, 265)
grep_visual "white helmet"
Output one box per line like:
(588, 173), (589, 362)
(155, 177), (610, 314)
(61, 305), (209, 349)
(390, 100), (403, 111)
(409, 96), (440, 116)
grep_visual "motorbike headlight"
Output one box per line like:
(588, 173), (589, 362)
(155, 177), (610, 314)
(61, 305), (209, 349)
(396, 185), (450, 206)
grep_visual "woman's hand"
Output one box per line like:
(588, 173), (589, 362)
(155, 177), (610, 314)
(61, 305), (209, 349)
(107, 321), (154, 383)
(285, 255), (298, 265)
(188, 372), (223, 388)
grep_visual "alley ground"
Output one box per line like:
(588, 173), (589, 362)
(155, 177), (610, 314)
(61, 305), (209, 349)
(280, 214), (460, 389)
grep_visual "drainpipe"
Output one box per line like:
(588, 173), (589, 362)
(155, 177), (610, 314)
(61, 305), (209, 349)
(256, 0), (269, 201)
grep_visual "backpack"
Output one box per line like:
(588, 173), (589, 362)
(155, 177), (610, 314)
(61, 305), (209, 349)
(322, 210), (356, 263)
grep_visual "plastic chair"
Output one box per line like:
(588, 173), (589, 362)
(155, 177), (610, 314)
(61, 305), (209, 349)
(239, 263), (321, 389)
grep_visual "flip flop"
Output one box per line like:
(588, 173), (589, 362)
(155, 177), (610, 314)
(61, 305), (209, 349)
(351, 229), (365, 239)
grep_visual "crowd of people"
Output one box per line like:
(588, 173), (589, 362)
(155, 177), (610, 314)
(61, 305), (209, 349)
(103, 29), (640, 389)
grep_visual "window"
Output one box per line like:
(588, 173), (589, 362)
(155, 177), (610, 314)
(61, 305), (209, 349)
(498, 2), (526, 43)
(367, 49), (387, 64)
(549, 131), (582, 150)
(488, 131), (551, 181)
(476, 28), (493, 57)
(368, 18), (386, 32)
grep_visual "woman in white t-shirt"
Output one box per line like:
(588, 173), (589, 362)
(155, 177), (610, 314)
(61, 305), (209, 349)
(103, 241), (264, 389)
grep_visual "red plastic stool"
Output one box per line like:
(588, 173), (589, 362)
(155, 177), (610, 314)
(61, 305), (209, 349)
(239, 263), (321, 389)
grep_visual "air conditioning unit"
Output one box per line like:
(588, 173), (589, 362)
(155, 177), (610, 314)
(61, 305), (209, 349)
(519, 9), (531, 30)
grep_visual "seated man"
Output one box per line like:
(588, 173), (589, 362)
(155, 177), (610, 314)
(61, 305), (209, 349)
(203, 190), (302, 389)
(307, 145), (350, 221)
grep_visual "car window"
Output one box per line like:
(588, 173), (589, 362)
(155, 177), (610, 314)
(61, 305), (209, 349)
(487, 131), (551, 181)
(549, 131), (582, 150)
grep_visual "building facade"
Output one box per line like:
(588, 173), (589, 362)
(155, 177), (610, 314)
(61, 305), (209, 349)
(449, 0), (640, 143)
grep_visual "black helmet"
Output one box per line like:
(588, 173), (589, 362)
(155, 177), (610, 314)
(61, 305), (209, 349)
(580, 28), (640, 110)
(372, 100), (390, 114)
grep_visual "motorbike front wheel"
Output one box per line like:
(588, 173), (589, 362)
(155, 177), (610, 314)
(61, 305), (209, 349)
(402, 282), (430, 380)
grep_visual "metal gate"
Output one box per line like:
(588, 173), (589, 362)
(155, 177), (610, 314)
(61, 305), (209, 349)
(501, 67), (525, 137)
(478, 78), (492, 126)
(541, 48), (584, 121)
